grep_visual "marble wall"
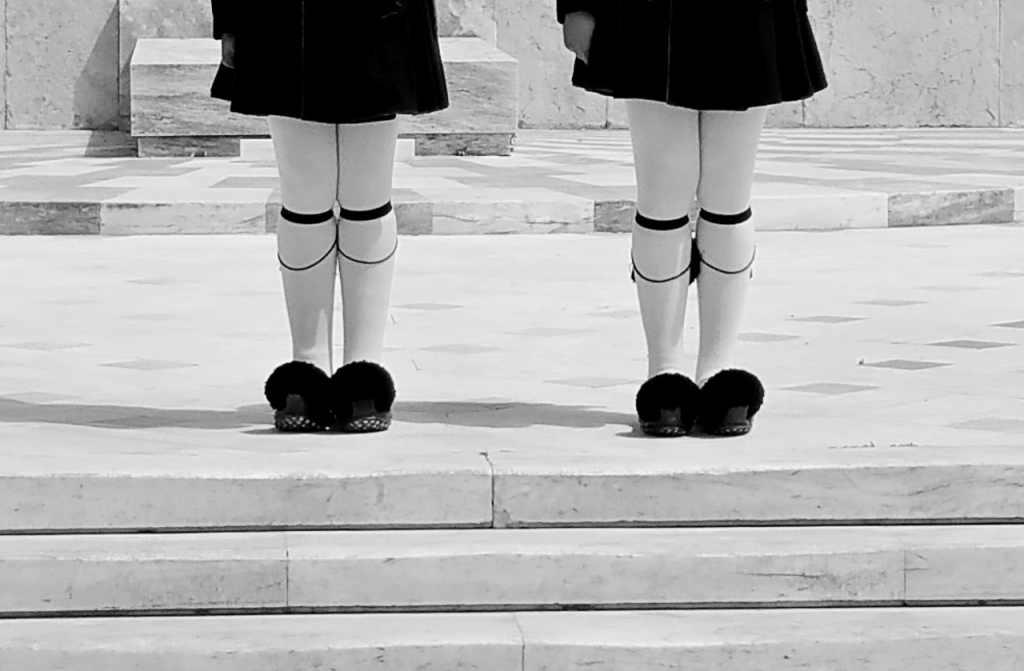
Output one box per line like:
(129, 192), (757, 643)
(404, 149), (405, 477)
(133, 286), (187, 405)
(1, 0), (1022, 129)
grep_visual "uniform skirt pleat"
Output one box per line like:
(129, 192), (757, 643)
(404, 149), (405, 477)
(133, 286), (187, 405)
(213, 0), (448, 124)
(573, 0), (827, 111)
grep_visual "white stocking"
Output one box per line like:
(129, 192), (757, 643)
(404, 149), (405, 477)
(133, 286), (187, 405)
(268, 116), (340, 373)
(626, 100), (700, 379)
(694, 108), (768, 385)
(336, 117), (400, 366)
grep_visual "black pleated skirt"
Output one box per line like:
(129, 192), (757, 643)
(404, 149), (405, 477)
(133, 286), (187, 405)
(211, 0), (449, 124)
(573, 0), (827, 111)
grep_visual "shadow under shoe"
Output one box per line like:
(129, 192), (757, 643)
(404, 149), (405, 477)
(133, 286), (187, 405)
(698, 369), (765, 437)
(330, 361), (396, 433)
(635, 372), (701, 437)
(264, 361), (334, 432)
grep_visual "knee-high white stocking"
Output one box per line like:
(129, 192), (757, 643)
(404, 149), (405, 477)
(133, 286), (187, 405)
(632, 213), (693, 378)
(694, 207), (756, 385)
(338, 204), (398, 365)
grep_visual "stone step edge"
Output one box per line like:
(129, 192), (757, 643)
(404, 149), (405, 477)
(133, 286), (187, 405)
(4, 526), (1024, 616)
(6, 455), (1024, 531)
(2, 608), (1023, 671)
(0, 187), (1020, 236)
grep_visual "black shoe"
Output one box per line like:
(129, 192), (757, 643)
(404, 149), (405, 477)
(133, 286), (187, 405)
(264, 361), (333, 432)
(698, 369), (765, 436)
(330, 361), (396, 433)
(636, 373), (701, 437)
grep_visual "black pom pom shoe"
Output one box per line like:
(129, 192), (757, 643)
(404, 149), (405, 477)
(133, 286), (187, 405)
(698, 369), (765, 436)
(635, 373), (702, 437)
(264, 361), (334, 432)
(330, 361), (396, 433)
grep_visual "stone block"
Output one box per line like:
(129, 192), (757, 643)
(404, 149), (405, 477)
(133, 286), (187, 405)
(1002, 0), (1024, 126)
(5, 0), (120, 129)
(0, 430), (494, 530)
(118, 0), (215, 130)
(436, 0), (498, 44)
(888, 189), (1015, 227)
(285, 527), (906, 608)
(804, 0), (1001, 127)
(130, 39), (268, 139)
(490, 445), (1024, 526)
(0, 614), (525, 670)
(0, 533), (288, 613)
(765, 101), (804, 128)
(495, 0), (607, 129)
(0, 0), (6, 128)
(0, 202), (102, 235)
(407, 38), (519, 137)
(519, 609), (1024, 670)
(129, 37), (518, 156)
(137, 136), (241, 158)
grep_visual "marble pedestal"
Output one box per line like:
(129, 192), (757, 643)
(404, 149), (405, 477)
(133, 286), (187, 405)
(130, 37), (519, 157)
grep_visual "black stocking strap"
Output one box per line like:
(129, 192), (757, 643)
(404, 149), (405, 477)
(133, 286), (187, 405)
(338, 239), (399, 266)
(696, 246), (757, 276)
(631, 257), (692, 284)
(278, 245), (337, 272)
(699, 207), (753, 225)
(635, 212), (690, 231)
(280, 208), (335, 225)
(339, 202), (394, 222)
(277, 208), (337, 272)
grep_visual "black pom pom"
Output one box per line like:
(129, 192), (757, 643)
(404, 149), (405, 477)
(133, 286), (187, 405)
(635, 373), (701, 425)
(698, 369), (765, 427)
(330, 361), (396, 418)
(264, 361), (333, 424)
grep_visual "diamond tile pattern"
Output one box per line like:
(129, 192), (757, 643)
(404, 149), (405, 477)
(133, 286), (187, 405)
(790, 316), (865, 324)
(739, 332), (801, 343)
(102, 359), (198, 370)
(864, 360), (950, 371)
(856, 299), (927, 307)
(951, 418), (1024, 434)
(929, 340), (1013, 350)
(783, 383), (879, 395)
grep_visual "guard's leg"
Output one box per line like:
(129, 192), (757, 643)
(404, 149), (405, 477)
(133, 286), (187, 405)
(264, 116), (340, 431)
(332, 117), (400, 433)
(626, 99), (702, 436)
(694, 107), (768, 435)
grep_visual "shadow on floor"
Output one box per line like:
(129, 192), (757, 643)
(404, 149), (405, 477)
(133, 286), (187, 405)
(0, 398), (635, 431)
(395, 400), (634, 429)
(0, 397), (268, 430)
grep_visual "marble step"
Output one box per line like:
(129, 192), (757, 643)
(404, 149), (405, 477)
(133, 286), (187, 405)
(129, 38), (519, 157)
(2, 609), (1023, 670)
(3, 428), (1024, 531)
(2, 526), (1024, 615)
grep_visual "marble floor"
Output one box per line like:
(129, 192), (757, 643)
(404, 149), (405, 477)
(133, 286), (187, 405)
(1, 128), (1022, 234)
(1, 225), (1022, 472)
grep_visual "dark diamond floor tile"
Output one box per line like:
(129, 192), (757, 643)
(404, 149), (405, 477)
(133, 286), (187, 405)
(856, 299), (927, 307)
(929, 339), (1014, 350)
(739, 332), (801, 343)
(863, 359), (950, 371)
(1, 341), (90, 351)
(419, 344), (504, 354)
(951, 418), (1024, 434)
(102, 359), (198, 370)
(782, 382), (878, 395)
(394, 303), (463, 311)
(548, 376), (634, 388)
(508, 327), (590, 336)
(976, 271), (1024, 278)
(790, 316), (865, 324)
